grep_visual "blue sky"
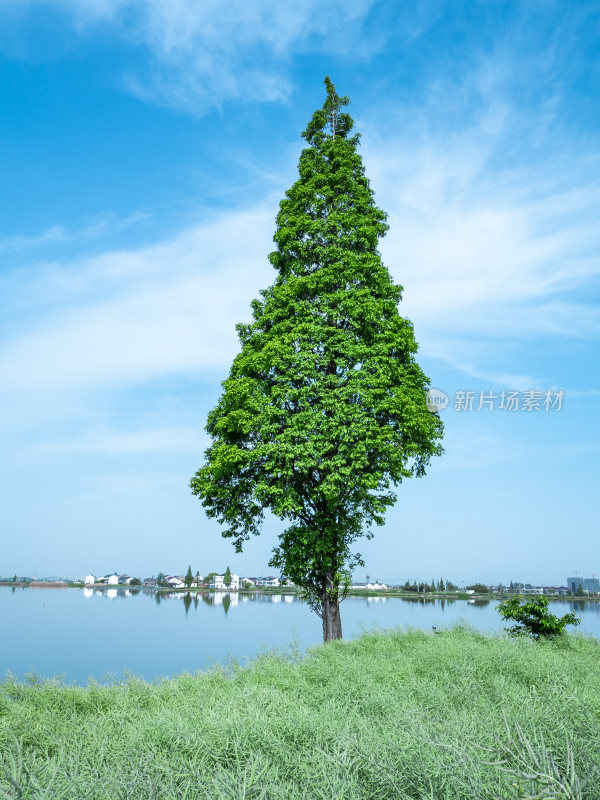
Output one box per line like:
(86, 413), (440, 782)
(0, 0), (598, 585)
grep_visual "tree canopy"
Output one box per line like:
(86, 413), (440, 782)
(191, 78), (443, 641)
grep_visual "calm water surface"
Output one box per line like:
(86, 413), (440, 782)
(2, 587), (598, 684)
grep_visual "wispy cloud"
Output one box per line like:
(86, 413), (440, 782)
(0, 204), (276, 429)
(360, 50), (600, 382)
(0, 211), (150, 255)
(6, 0), (376, 113)
(39, 425), (208, 455)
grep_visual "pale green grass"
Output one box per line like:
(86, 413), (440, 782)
(1, 626), (599, 799)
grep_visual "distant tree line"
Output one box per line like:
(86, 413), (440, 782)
(401, 579), (458, 593)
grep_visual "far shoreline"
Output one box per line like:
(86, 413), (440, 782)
(1, 581), (597, 602)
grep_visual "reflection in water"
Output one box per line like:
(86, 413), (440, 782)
(163, 591), (302, 616)
(213, 592), (238, 611)
(183, 593), (192, 615)
(3, 589), (599, 685)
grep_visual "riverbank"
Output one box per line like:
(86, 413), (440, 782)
(2, 581), (596, 603)
(1, 627), (598, 799)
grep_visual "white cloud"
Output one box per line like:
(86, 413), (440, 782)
(0, 211), (150, 255)
(39, 425), (208, 455)
(0, 204), (276, 428)
(9, 0), (376, 112)
(360, 88), (600, 381)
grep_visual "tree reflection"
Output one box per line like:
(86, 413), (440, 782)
(183, 593), (192, 616)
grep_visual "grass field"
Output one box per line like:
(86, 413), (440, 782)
(1, 625), (598, 799)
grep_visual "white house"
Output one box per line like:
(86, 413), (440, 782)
(167, 576), (185, 588)
(107, 574), (119, 585)
(212, 573), (240, 590)
(84, 574), (95, 585)
(352, 581), (388, 590)
(256, 577), (280, 587)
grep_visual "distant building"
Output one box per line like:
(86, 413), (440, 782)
(84, 575), (95, 584)
(567, 577), (599, 593)
(255, 576), (280, 587)
(107, 574), (119, 585)
(212, 573), (240, 590)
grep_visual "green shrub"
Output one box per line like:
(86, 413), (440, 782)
(497, 594), (580, 639)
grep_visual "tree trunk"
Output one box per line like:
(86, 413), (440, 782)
(322, 590), (343, 641)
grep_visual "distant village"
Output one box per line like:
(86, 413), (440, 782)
(1, 571), (598, 596)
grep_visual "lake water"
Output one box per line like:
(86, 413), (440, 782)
(2, 587), (598, 684)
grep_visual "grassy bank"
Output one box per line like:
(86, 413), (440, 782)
(1, 627), (599, 799)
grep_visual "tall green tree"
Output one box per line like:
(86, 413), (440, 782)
(223, 566), (232, 588)
(191, 78), (443, 642)
(185, 565), (193, 587)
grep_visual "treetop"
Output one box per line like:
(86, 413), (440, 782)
(302, 76), (357, 146)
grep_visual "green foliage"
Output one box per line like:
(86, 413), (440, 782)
(497, 595), (581, 639)
(467, 583), (490, 594)
(129, 578), (141, 586)
(0, 628), (598, 799)
(156, 572), (167, 588)
(184, 565), (193, 587)
(223, 566), (232, 587)
(190, 78), (443, 636)
(204, 572), (217, 586)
